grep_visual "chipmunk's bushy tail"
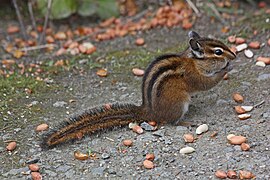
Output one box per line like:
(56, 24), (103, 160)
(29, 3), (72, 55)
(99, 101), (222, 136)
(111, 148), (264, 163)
(42, 103), (143, 149)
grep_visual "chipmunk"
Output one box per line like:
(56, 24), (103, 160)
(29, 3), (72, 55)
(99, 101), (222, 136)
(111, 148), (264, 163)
(42, 31), (236, 149)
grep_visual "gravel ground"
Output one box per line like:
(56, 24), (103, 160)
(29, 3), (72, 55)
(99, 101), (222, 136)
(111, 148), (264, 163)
(1, 3), (270, 180)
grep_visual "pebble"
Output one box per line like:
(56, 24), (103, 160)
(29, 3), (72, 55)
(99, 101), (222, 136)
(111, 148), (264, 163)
(101, 152), (110, 159)
(140, 122), (155, 131)
(53, 101), (67, 107)
(196, 124), (208, 135)
(244, 49), (253, 58)
(128, 122), (137, 129)
(257, 73), (270, 81)
(235, 43), (247, 52)
(91, 167), (106, 176)
(180, 146), (195, 154)
(26, 158), (40, 164)
(152, 129), (166, 137)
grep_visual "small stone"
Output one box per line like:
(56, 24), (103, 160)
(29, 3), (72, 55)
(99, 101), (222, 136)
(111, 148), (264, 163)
(152, 129), (166, 137)
(140, 122), (155, 131)
(101, 153), (110, 159)
(257, 73), (270, 81)
(128, 122), (137, 129)
(53, 101), (67, 108)
(235, 43), (248, 52)
(91, 167), (105, 176)
(26, 158), (40, 164)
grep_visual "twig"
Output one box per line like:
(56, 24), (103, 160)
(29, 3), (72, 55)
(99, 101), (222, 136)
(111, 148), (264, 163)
(185, 0), (200, 16)
(28, 0), (37, 33)
(20, 44), (57, 52)
(105, 137), (114, 142)
(207, 2), (226, 25)
(39, 0), (52, 44)
(254, 100), (265, 108)
(12, 0), (28, 40)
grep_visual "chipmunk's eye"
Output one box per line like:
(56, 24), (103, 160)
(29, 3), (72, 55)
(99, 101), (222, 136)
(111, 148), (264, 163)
(214, 48), (223, 56)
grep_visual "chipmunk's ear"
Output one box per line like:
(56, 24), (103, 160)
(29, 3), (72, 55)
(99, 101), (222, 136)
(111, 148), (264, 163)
(188, 31), (200, 39)
(189, 38), (204, 59)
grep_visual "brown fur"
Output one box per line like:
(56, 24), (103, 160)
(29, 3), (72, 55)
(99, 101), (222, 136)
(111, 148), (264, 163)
(42, 32), (236, 149)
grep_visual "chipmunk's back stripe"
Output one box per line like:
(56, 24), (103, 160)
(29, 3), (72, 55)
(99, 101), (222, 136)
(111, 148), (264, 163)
(147, 63), (179, 109)
(142, 54), (180, 107)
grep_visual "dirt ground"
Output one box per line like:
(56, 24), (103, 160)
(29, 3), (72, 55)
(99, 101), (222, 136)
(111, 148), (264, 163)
(0, 2), (270, 180)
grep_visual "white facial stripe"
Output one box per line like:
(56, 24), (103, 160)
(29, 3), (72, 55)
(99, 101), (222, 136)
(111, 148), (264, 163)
(213, 47), (224, 52)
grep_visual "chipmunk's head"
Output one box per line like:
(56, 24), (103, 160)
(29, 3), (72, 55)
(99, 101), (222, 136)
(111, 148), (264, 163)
(188, 31), (236, 74)
(188, 31), (236, 60)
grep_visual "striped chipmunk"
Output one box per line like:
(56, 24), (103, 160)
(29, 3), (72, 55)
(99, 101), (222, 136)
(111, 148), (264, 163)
(42, 31), (236, 149)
